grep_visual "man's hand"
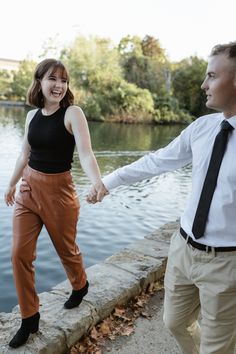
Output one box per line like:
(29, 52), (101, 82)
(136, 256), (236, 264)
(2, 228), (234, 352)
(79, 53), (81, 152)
(87, 182), (109, 204)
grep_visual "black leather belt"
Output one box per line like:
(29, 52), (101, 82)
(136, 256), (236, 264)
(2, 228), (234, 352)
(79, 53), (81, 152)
(180, 228), (236, 253)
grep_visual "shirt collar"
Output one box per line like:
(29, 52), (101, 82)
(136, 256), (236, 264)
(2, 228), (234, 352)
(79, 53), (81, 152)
(220, 113), (236, 129)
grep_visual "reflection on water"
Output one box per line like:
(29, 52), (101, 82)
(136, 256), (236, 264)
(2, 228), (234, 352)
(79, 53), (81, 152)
(0, 106), (192, 313)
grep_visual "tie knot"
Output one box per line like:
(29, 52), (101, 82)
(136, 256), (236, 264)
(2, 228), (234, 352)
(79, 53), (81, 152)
(221, 120), (234, 131)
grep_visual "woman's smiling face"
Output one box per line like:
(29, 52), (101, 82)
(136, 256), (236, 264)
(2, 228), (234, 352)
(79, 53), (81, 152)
(40, 67), (68, 105)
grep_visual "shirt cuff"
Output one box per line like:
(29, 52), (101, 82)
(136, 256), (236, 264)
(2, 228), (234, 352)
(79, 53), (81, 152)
(102, 171), (125, 191)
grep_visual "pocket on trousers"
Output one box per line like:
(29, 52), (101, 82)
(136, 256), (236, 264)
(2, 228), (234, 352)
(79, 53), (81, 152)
(16, 181), (31, 203)
(19, 182), (31, 192)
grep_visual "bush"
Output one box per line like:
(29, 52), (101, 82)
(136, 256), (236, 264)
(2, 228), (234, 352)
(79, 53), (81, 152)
(153, 107), (193, 124)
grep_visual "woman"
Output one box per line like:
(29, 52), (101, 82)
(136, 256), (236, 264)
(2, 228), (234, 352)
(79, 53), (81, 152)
(4, 58), (107, 348)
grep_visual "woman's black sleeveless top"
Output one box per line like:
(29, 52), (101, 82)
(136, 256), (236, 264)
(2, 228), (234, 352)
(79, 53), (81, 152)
(28, 107), (75, 173)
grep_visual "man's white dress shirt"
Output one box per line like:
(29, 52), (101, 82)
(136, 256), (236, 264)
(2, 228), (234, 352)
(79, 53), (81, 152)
(102, 113), (236, 247)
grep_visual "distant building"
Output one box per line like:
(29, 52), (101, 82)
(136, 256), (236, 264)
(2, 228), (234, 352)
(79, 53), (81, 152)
(0, 58), (21, 71)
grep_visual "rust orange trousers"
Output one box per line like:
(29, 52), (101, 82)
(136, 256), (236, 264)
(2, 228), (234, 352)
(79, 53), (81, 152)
(12, 165), (87, 318)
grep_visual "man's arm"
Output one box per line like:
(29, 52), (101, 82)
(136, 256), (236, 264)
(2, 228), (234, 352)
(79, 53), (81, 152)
(103, 126), (193, 191)
(87, 123), (193, 203)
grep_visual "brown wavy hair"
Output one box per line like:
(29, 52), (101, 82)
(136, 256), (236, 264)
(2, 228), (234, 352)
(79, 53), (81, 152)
(26, 58), (74, 108)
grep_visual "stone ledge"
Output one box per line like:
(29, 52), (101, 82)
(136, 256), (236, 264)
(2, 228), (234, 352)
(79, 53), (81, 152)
(0, 221), (178, 353)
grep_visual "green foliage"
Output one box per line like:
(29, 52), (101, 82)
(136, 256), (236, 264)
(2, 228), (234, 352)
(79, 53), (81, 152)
(82, 94), (104, 121)
(154, 107), (193, 124)
(118, 35), (143, 59)
(172, 56), (208, 117)
(152, 94), (178, 110)
(73, 79), (154, 123)
(118, 35), (170, 97)
(10, 60), (36, 101)
(106, 80), (154, 122)
(152, 93), (193, 124)
(70, 88), (102, 120)
(64, 36), (154, 122)
(141, 35), (167, 62)
(0, 70), (12, 99)
(3, 34), (209, 124)
(62, 36), (122, 90)
(122, 56), (170, 96)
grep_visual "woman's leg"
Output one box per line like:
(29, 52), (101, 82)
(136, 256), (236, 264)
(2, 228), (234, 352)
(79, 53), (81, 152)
(41, 173), (87, 291)
(12, 202), (43, 318)
(44, 202), (87, 291)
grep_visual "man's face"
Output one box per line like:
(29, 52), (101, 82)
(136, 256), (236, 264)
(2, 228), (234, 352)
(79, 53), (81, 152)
(201, 53), (236, 117)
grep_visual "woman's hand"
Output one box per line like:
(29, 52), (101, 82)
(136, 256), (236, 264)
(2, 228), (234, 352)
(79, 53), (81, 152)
(87, 182), (109, 204)
(4, 185), (16, 206)
(4, 110), (33, 207)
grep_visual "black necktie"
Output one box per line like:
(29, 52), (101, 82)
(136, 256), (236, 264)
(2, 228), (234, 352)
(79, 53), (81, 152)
(192, 120), (234, 239)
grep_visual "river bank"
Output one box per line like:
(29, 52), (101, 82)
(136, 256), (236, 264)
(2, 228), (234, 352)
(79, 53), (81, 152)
(0, 100), (192, 124)
(0, 221), (178, 353)
(0, 100), (25, 106)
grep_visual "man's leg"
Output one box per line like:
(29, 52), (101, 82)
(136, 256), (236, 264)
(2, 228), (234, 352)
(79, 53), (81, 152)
(163, 231), (201, 354)
(197, 251), (236, 354)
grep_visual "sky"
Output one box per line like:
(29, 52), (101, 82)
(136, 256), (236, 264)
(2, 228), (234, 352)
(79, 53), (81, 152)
(1, 0), (236, 62)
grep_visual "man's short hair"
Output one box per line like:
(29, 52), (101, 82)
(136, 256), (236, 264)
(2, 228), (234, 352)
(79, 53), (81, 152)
(210, 41), (236, 59)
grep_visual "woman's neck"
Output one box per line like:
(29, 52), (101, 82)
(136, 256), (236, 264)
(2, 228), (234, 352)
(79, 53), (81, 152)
(42, 104), (60, 116)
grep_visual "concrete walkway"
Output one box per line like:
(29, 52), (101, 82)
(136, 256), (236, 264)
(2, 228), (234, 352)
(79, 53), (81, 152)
(0, 221), (178, 353)
(103, 290), (180, 354)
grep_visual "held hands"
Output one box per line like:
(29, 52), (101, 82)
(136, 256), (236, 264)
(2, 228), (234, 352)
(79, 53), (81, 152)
(87, 181), (109, 204)
(4, 185), (16, 206)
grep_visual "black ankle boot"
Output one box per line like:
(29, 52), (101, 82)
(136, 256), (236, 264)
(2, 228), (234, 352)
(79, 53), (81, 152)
(64, 281), (89, 309)
(9, 312), (40, 348)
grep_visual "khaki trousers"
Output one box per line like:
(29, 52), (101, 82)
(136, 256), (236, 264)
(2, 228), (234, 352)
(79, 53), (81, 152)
(12, 165), (87, 318)
(163, 230), (236, 354)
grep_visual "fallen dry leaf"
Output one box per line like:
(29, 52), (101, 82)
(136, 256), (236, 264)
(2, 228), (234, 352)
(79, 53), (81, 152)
(90, 326), (98, 341)
(99, 321), (111, 335)
(70, 278), (164, 354)
(114, 307), (126, 317)
(121, 325), (135, 336)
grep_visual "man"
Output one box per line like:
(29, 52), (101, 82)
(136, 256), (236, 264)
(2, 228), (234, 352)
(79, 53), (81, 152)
(88, 42), (236, 354)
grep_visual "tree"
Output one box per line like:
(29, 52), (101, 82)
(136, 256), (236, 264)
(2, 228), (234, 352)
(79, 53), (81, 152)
(172, 56), (208, 117)
(118, 35), (170, 97)
(62, 36), (122, 91)
(118, 35), (143, 59)
(10, 60), (36, 101)
(0, 70), (12, 99)
(141, 35), (167, 62)
(61, 35), (154, 122)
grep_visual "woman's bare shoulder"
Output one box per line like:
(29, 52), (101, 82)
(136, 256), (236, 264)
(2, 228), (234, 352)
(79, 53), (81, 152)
(25, 108), (39, 126)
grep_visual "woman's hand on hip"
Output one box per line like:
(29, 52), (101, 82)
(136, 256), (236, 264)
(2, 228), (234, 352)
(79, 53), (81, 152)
(4, 185), (16, 206)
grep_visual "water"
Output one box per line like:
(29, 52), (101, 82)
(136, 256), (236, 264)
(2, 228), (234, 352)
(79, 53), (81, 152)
(0, 106), (192, 313)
